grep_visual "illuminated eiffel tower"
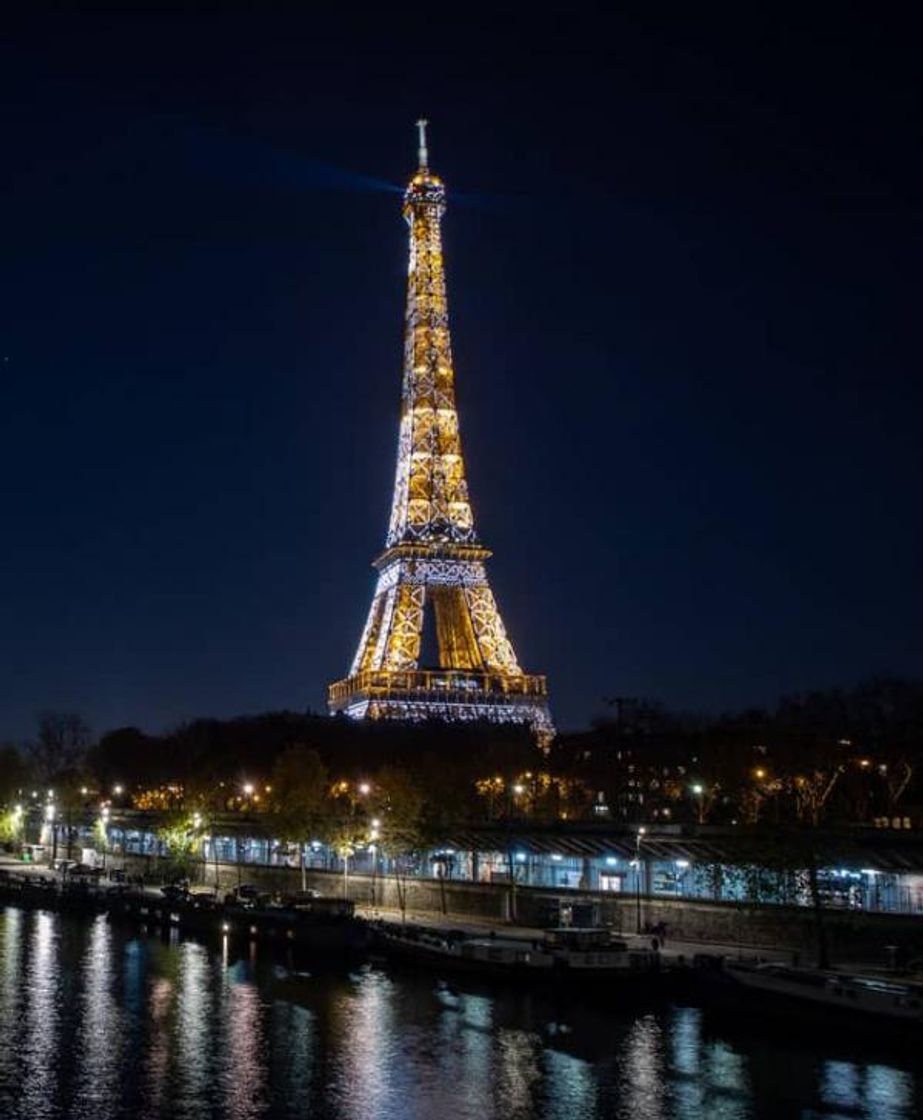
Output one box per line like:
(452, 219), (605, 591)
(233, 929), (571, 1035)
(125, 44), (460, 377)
(328, 122), (553, 739)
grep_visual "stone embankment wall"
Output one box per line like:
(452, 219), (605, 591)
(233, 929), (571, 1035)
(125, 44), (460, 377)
(116, 854), (923, 964)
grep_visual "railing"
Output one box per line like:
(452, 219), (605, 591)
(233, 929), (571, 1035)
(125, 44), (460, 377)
(329, 669), (548, 705)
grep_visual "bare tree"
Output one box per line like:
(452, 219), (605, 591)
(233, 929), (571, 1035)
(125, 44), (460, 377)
(30, 712), (92, 784)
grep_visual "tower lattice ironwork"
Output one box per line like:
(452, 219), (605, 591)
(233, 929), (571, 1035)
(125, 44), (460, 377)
(328, 122), (553, 739)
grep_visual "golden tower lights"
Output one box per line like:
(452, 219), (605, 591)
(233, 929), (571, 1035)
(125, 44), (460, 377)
(328, 123), (553, 740)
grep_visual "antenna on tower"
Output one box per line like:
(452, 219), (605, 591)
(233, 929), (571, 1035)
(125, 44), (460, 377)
(416, 118), (429, 171)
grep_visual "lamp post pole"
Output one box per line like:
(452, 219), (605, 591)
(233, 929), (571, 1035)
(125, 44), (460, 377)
(101, 807), (110, 872)
(691, 783), (705, 825)
(635, 826), (647, 934)
(46, 804), (57, 868)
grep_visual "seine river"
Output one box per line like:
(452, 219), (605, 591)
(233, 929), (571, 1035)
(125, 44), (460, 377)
(0, 906), (918, 1120)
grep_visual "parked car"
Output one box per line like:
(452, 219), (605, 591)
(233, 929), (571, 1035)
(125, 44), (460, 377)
(160, 883), (190, 903)
(282, 889), (323, 908)
(224, 883), (262, 908)
(70, 864), (103, 880)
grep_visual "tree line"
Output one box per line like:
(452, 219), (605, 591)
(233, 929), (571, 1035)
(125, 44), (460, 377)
(1, 677), (921, 838)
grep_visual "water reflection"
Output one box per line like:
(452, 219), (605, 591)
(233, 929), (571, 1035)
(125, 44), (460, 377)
(74, 916), (124, 1120)
(0, 907), (919, 1120)
(174, 942), (213, 1118)
(0, 907), (24, 1094)
(142, 975), (174, 1119)
(21, 911), (60, 1120)
(219, 968), (267, 1119)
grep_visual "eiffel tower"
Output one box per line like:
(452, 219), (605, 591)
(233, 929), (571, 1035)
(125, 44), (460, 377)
(328, 123), (553, 740)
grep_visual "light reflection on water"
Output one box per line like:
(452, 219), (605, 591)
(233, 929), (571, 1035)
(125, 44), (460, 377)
(0, 906), (919, 1120)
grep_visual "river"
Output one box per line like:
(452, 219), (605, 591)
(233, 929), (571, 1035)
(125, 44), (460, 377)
(0, 906), (918, 1119)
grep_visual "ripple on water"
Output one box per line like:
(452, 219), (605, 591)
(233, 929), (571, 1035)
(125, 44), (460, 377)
(0, 909), (919, 1120)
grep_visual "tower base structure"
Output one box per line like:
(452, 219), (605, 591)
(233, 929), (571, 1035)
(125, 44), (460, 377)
(329, 668), (553, 742)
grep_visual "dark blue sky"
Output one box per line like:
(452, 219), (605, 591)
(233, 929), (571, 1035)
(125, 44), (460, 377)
(1, 6), (920, 739)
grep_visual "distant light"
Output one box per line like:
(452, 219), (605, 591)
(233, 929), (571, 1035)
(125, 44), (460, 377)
(675, 859), (690, 869)
(605, 856), (618, 866)
(113, 784), (123, 796)
(222, 923), (230, 933)
(358, 782), (371, 796)
(371, 818), (381, 828)
(242, 783), (254, 796)
(514, 851), (527, 862)
(860, 868), (879, 876)
(691, 784), (704, 795)
(513, 784), (525, 795)
(80, 787), (88, 796)
(551, 853), (563, 861)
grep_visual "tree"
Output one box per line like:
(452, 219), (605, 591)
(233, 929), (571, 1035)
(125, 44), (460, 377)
(269, 745), (330, 890)
(368, 766), (425, 919)
(155, 813), (201, 883)
(30, 712), (92, 785)
(0, 743), (28, 805)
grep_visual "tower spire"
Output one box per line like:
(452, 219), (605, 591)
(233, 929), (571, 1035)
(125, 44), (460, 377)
(328, 126), (553, 742)
(416, 118), (429, 171)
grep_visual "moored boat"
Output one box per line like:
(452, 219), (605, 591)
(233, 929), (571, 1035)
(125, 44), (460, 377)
(719, 959), (923, 1028)
(374, 922), (661, 984)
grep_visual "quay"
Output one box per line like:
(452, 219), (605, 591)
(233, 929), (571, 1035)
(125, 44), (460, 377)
(0, 853), (876, 975)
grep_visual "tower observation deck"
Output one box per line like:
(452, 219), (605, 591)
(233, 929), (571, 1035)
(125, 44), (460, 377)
(328, 123), (553, 740)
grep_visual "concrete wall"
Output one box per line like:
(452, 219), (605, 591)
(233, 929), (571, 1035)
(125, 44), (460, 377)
(116, 853), (923, 964)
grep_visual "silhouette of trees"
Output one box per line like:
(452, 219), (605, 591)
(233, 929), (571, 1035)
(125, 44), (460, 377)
(29, 712), (92, 785)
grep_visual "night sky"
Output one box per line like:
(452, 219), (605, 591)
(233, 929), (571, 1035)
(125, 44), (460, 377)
(1, 6), (920, 739)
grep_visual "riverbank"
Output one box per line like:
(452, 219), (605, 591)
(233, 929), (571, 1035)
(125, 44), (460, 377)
(2, 851), (914, 974)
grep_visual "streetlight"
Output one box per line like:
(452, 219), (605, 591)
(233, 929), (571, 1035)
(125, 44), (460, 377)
(98, 806), (111, 871)
(691, 783), (706, 825)
(634, 826), (646, 934)
(45, 803), (57, 867)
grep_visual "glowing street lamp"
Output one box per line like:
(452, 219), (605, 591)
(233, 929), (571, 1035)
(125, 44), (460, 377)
(634, 825), (647, 934)
(691, 783), (707, 824)
(100, 806), (110, 871)
(45, 803), (57, 866)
